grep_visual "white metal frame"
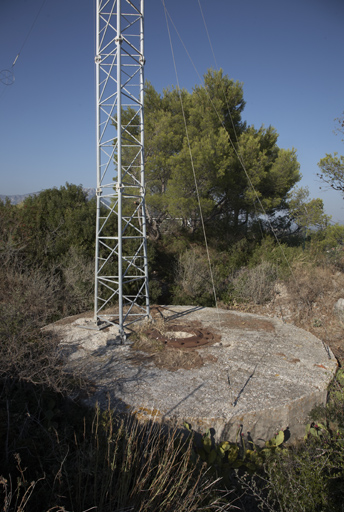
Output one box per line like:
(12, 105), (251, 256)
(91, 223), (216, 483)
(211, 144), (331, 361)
(94, 0), (149, 339)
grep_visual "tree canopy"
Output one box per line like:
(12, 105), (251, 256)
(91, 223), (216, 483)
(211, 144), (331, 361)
(317, 152), (344, 197)
(317, 112), (344, 198)
(144, 69), (301, 239)
(288, 186), (331, 231)
(15, 183), (96, 266)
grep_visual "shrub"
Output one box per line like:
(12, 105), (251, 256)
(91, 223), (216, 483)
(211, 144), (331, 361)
(173, 246), (228, 306)
(286, 263), (333, 314)
(230, 261), (278, 304)
(61, 246), (94, 315)
(248, 236), (305, 275)
(313, 223), (344, 251)
(309, 223), (344, 270)
(0, 265), (73, 391)
(0, 265), (60, 329)
(253, 442), (340, 512)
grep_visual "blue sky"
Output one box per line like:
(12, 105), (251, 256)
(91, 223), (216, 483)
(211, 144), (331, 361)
(1, 0), (344, 222)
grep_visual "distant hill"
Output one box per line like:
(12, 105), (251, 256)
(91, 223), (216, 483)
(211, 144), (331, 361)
(0, 187), (97, 205)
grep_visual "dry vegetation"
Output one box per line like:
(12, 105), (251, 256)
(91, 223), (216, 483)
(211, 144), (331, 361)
(1, 185), (344, 511)
(237, 261), (344, 364)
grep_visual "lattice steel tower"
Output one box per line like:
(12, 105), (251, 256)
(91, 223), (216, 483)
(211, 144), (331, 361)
(94, 0), (149, 339)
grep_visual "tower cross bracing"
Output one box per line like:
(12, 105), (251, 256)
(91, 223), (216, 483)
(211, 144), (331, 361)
(94, 0), (149, 338)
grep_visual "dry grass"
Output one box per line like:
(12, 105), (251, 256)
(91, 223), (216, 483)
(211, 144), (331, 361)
(1, 396), (239, 512)
(231, 262), (278, 305)
(286, 263), (334, 313)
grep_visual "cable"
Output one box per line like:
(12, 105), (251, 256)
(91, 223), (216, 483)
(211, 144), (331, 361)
(11, 0), (49, 69)
(159, 3), (333, 415)
(192, 2), (332, 360)
(162, 0), (221, 327)
(163, 3), (297, 280)
(0, 0), (49, 99)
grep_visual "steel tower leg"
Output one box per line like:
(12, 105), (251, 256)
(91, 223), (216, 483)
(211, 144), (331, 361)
(94, 0), (149, 341)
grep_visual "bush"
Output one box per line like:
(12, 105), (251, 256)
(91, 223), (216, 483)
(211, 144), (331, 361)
(310, 223), (344, 270)
(173, 246), (229, 306)
(253, 441), (342, 512)
(0, 265), (60, 328)
(230, 261), (278, 304)
(286, 263), (333, 315)
(248, 236), (304, 275)
(61, 247), (94, 315)
(240, 369), (344, 512)
(0, 265), (74, 391)
(313, 223), (344, 251)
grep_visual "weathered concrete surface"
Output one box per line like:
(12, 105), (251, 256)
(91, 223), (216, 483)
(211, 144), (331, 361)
(48, 306), (337, 445)
(334, 298), (344, 325)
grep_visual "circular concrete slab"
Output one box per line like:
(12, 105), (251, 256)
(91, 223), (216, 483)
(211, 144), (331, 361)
(48, 306), (337, 444)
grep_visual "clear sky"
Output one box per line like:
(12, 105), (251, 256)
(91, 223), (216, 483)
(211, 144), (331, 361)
(1, 0), (343, 222)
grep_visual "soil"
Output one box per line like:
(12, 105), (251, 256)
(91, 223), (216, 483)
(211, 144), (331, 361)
(130, 314), (221, 371)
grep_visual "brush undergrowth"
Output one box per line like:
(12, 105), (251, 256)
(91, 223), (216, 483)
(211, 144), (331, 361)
(237, 369), (344, 512)
(0, 380), (238, 512)
(2, 191), (344, 511)
(2, 369), (344, 512)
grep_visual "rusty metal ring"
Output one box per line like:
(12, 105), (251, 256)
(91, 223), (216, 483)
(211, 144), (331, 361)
(143, 325), (217, 349)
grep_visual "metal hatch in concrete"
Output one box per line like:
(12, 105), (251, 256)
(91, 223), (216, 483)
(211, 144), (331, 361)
(49, 306), (338, 444)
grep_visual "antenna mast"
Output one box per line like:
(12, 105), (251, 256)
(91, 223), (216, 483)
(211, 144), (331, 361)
(94, 0), (149, 340)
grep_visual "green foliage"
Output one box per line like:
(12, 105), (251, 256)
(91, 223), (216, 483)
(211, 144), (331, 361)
(288, 186), (331, 231)
(18, 183), (96, 267)
(226, 126), (300, 218)
(314, 223), (344, 250)
(0, 198), (28, 266)
(246, 236), (304, 278)
(256, 442), (343, 511)
(183, 422), (287, 488)
(172, 245), (231, 306)
(144, 70), (301, 239)
(318, 152), (344, 197)
(310, 223), (344, 269)
(239, 369), (344, 512)
(224, 237), (252, 269)
(259, 422), (344, 512)
(0, 185), (97, 323)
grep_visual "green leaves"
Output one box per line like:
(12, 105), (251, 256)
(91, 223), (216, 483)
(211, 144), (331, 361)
(144, 72), (301, 238)
(183, 423), (287, 477)
(18, 183), (96, 266)
(265, 430), (285, 448)
(317, 152), (344, 195)
(288, 186), (331, 231)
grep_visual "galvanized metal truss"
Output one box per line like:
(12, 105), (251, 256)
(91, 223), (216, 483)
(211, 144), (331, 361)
(94, 0), (149, 339)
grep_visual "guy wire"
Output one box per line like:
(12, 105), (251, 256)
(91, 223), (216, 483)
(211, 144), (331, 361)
(162, 0), (222, 328)
(163, 2), (298, 284)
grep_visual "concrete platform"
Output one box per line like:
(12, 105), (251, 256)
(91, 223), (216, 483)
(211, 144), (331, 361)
(48, 306), (338, 444)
